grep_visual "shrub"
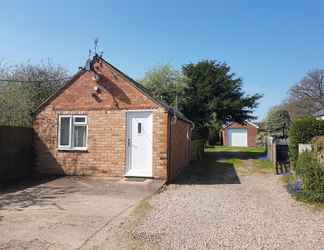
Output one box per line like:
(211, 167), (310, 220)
(295, 152), (324, 203)
(256, 131), (266, 147)
(312, 136), (324, 163)
(288, 117), (324, 165)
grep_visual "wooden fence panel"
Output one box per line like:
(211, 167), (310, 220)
(191, 139), (205, 160)
(267, 136), (289, 174)
(0, 126), (32, 183)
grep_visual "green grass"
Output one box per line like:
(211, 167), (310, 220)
(206, 146), (265, 154)
(223, 158), (243, 166)
(205, 146), (273, 175)
(280, 174), (295, 184)
(253, 159), (273, 173)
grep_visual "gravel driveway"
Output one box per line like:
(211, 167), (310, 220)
(127, 151), (324, 250)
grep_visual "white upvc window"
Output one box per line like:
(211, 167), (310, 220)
(58, 115), (88, 150)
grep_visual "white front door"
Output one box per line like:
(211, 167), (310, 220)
(228, 128), (248, 147)
(125, 111), (153, 177)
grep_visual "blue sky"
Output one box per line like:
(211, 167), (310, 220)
(1, 0), (324, 120)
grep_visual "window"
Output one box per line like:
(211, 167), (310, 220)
(137, 122), (142, 134)
(58, 115), (87, 150)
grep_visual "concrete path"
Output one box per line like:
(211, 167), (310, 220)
(0, 177), (164, 250)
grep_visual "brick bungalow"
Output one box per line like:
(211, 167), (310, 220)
(33, 55), (193, 181)
(221, 121), (258, 147)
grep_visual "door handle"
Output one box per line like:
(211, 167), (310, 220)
(128, 138), (131, 147)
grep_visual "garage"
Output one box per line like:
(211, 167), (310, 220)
(221, 121), (258, 147)
(227, 128), (248, 147)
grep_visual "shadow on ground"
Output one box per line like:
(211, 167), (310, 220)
(173, 147), (266, 185)
(0, 176), (78, 210)
(173, 151), (241, 185)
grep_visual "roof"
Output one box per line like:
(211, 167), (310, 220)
(313, 109), (324, 117)
(34, 55), (193, 126)
(95, 56), (192, 125)
(222, 120), (259, 130)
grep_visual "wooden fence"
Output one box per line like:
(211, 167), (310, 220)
(0, 126), (32, 183)
(267, 136), (289, 174)
(191, 139), (206, 160)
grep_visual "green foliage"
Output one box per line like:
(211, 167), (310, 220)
(206, 145), (265, 154)
(139, 64), (186, 109)
(312, 136), (324, 163)
(265, 106), (291, 135)
(0, 61), (68, 127)
(140, 60), (261, 140)
(253, 159), (273, 173)
(256, 131), (266, 147)
(207, 113), (222, 145)
(288, 117), (324, 164)
(181, 60), (262, 132)
(295, 152), (324, 203)
(192, 127), (209, 140)
(0, 84), (33, 127)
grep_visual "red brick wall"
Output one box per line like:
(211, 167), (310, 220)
(222, 122), (257, 147)
(169, 118), (192, 181)
(33, 58), (168, 179)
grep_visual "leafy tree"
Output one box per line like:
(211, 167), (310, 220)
(181, 60), (262, 132)
(265, 106), (291, 135)
(140, 64), (187, 109)
(0, 60), (68, 127)
(207, 113), (222, 145)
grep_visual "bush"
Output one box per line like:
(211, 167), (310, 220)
(312, 136), (324, 163)
(295, 152), (324, 203)
(256, 131), (266, 147)
(288, 117), (324, 165)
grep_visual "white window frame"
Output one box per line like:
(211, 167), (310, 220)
(58, 115), (88, 150)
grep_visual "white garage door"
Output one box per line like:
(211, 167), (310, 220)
(227, 128), (248, 147)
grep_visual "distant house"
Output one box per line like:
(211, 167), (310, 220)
(221, 121), (258, 147)
(313, 109), (324, 120)
(33, 55), (193, 181)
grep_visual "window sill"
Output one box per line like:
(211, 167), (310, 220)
(58, 148), (88, 152)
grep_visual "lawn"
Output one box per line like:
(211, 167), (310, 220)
(206, 146), (266, 154)
(205, 146), (273, 175)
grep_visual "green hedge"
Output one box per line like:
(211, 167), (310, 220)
(295, 152), (324, 203)
(288, 117), (324, 166)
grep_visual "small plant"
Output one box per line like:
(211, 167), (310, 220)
(295, 152), (324, 203)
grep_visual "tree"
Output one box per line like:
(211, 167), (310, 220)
(207, 112), (222, 145)
(0, 60), (69, 127)
(286, 69), (324, 118)
(181, 60), (262, 132)
(140, 64), (187, 109)
(265, 106), (291, 136)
